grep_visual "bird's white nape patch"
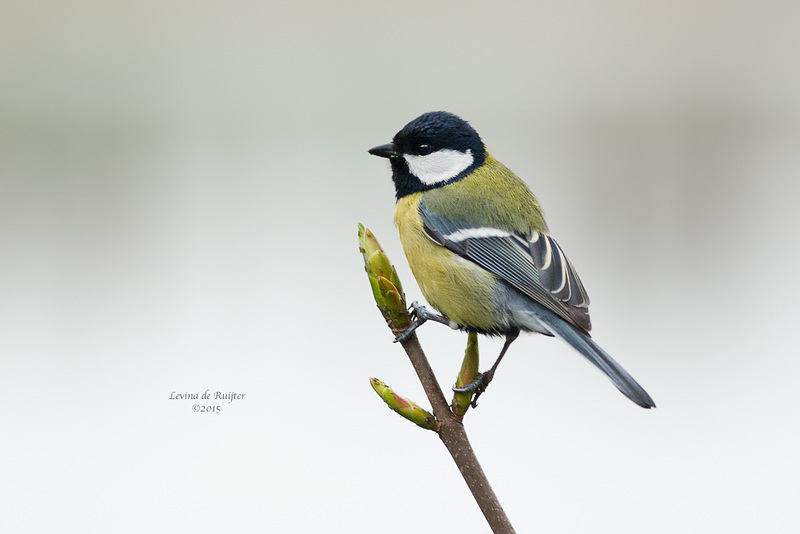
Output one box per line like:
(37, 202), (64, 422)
(443, 227), (512, 242)
(403, 149), (474, 185)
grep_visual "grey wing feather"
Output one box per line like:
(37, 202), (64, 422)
(529, 230), (590, 316)
(421, 199), (592, 332)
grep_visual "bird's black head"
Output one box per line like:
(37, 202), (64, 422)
(368, 111), (486, 199)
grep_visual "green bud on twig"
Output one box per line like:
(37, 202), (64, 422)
(370, 377), (439, 431)
(452, 332), (480, 418)
(358, 223), (410, 331)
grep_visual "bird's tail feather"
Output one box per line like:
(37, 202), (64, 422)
(513, 306), (656, 409)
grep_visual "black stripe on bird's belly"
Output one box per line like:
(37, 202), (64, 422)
(452, 323), (521, 338)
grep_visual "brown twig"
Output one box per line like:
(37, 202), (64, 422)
(396, 332), (516, 534)
(359, 223), (515, 533)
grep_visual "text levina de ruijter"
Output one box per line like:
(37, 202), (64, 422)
(169, 390), (246, 414)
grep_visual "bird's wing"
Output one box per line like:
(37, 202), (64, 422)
(420, 198), (592, 332)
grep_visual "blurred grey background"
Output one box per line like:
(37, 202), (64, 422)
(2, 1), (799, 532)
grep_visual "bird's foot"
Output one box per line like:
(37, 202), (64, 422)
(452, 370), (495, 408)
(393, 302), (450, 343)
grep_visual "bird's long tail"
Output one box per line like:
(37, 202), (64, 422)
(512, 305), (656, 409)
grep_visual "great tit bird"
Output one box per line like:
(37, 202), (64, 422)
(368, 111), (655, 409)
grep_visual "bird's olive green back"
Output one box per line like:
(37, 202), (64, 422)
(421, 151), (548, 235)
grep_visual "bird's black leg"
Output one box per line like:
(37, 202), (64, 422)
(394, 301), (452, 343)
(452, 330), (520, 407)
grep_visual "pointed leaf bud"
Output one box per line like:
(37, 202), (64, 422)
(370, 378), (438, 431)
(452, 332), (480, 417)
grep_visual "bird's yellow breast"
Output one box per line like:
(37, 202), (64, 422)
(394, 193), (501, 331)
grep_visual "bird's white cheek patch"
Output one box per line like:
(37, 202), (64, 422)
(404, 149), (474, 185)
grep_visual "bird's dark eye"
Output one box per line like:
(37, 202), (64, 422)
(417, 143), (433, 155)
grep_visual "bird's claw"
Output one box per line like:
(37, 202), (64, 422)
(393, 302), (450, 343)
(393, 321), (421, 343)
(409, 301), (438, 321)
(452, 371), (495, 408)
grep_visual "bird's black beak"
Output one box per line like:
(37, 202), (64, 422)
(368, 143), (398, 159)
